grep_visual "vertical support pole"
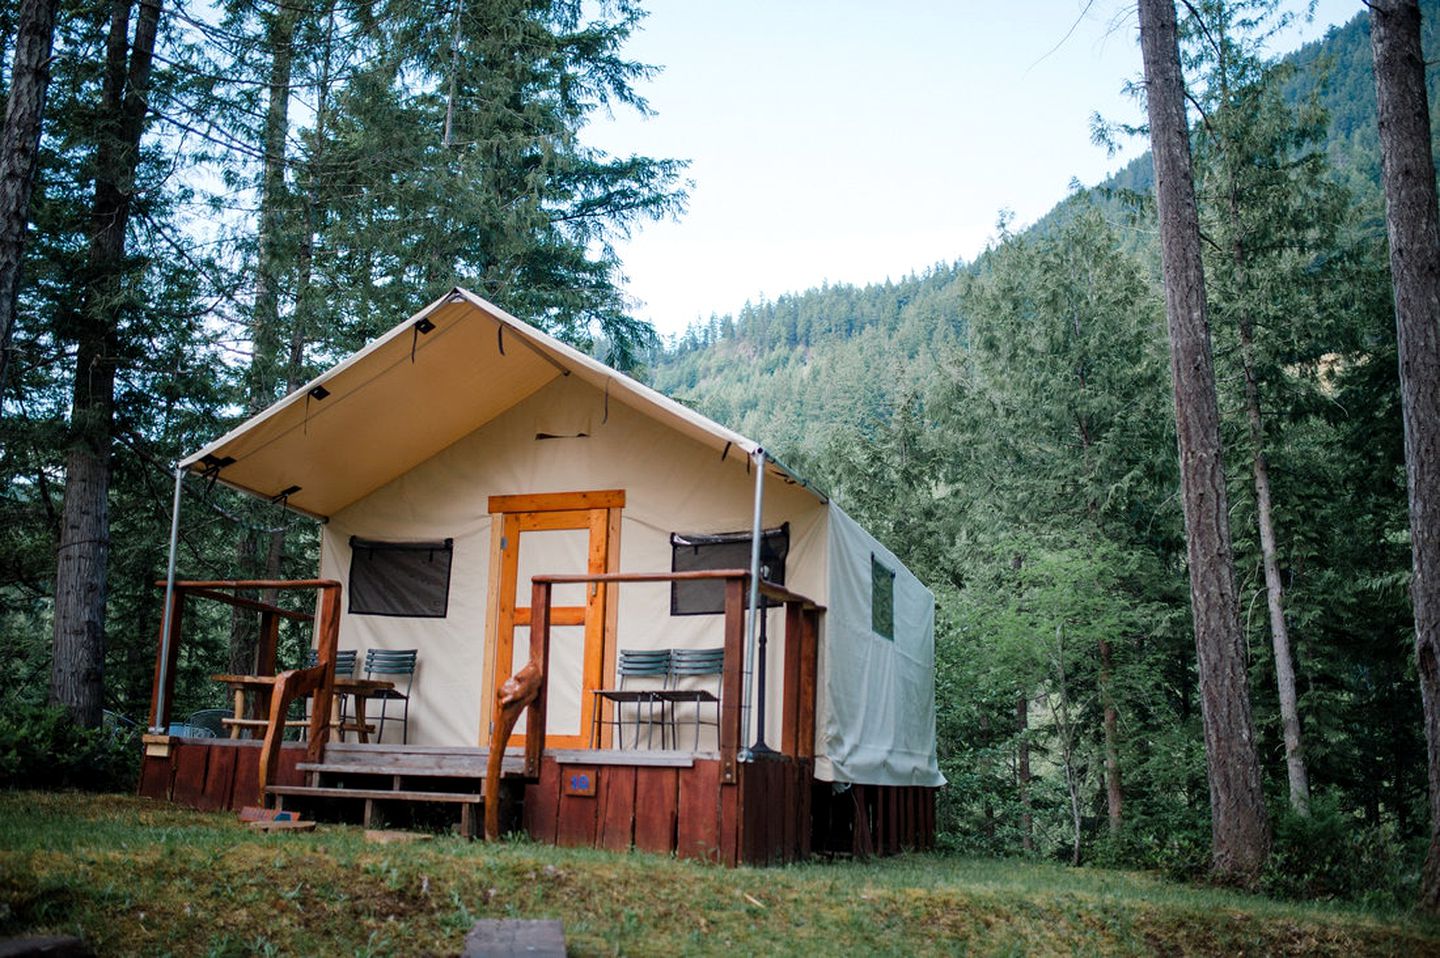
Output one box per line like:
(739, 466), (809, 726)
(255, 609), (280, 718)
(720, 576), (745, 783)
(741, 447), (765, 754)
(525, 580), (552, 778)
(781, 601), (803, 756)
(151, 465), (185, 733)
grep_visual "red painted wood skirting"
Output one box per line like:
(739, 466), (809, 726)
(137, 742), (938, 864)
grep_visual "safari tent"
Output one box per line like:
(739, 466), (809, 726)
(138, 289), (943, 863)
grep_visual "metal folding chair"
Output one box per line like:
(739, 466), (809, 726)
(589, 649), (670, 749)
(657, 647), (724, 752)
(364, 648), (417, 744)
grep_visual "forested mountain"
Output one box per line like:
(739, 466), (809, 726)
(649, 1), (1436, 899)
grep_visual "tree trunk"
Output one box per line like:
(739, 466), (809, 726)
(1017, 692), (1033, 853)
(0, 0), (59, 409)
(1369, 0), (1440, 914)
(1239, 313), (1310, 815)
(50, 0), (163, 727)
(1137, 0), (1270, 884)
(1100, 635), (1123, 833)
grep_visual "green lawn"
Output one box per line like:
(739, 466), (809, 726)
(0, 792), (1435, 956)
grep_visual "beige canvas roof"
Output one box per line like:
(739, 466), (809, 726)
(183, 289), (817, 519)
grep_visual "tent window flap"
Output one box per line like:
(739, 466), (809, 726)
(670, 523), (789, 615)
(872, 553), (895, 640)
(349, 536), (454, 617)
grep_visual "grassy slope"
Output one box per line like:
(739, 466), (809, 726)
(1, 793), (1436, 957)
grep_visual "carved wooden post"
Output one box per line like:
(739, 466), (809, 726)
(306, 584), (341, 763)
(720, 575), (745, 783)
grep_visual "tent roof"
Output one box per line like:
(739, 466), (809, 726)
(183, 289), (817, 519)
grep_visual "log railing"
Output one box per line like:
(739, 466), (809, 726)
(484, 569), (822, 840)
(148, 579), (343, 806)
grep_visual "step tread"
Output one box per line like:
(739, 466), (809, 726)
(267, 784), (482, 803)
(297, 762), (485, 777)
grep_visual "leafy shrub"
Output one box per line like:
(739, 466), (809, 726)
(1261, 794), (1418, 909)
(0, 701), (140, 792)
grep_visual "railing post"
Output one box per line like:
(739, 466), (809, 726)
(306, 585), (341, 764)
(781, 600), (803, 756)
(720, 575), (745, 783)
(525, 580), (552, 778)
(798, 608), (819, 759)
(148, 587), (185, 732)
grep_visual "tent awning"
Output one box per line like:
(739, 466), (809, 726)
(183, 289), (807, 519)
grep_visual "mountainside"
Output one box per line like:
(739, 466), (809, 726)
(647, 3), (1438, 461)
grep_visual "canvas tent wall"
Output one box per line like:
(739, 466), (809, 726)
(172, 289), (942, 788)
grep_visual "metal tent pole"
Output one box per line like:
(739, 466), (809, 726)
(151, 465), (185, 733)
(740, 447), (765, 760)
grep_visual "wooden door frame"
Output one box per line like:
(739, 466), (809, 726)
(480, 490), (624, 749)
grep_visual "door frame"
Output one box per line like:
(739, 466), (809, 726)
(480, 489), (624, 749)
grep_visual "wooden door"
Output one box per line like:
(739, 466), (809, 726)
(490, 491), (622, 749)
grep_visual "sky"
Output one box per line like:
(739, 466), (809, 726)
(584, 0), (1364, 338)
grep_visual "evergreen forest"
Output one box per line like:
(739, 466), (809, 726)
(4, 0), (1440, 917)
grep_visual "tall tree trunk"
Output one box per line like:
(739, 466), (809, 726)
(1369, 0), (1440, 914)
(230, 0), (300, 667)
(0, 0), (59, 410)
(1017, 692), (1033, 853)
(1239, 311), (1310, 815)
(1137, 0), (1270, 884)
(1100, 635), (1123, 833)
(50, 0), (162, 727)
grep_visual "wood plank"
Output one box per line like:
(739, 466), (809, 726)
(719, 782), (739, 867)
(852, 784), (873, 859)
(230, 747), (260, 811)
(178, 588), (312, 622)
(601, 507), (622, 750)
(632, 766), (677, 854)
(197, 744), (237, 812)
(546, 749), (695, 768)
(597, 765), (635, 852)
(159, 578), (340, 590)
(780, 757), (798, 863)
(525, 757), (560, 843)
(511, 606), (585, 627)
(266, 785), (481, 802)
(555, 785), (598, 849)
(488, 489), (625, 513)
(277, 744), (305, 786)
(138, 753), (172, 801)
(524, 580), (551, 775)
(798, 759), (813, 860)
(170, 742), (209, 807)
(676, 759), (721, 862)
(517, 509), (593, 532)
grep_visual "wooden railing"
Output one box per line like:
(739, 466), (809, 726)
(484, 569), (822, 840)
(149, 579), (343, 806)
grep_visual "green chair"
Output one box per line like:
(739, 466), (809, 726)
(657, 647), (725, 752)
(364, 648), (417, 744)
(590, 649), (671, 749)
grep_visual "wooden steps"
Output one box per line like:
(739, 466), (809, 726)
(269, 784), (481, 803)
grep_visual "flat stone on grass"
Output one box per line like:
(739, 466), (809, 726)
(463, 920), (565, 957)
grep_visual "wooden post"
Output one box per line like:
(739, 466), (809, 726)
(257, 665), (325, 806)
(254, 609), (279, 718)
(798, 609), (819, 759)
(525, 580), (552, 779)
(720, 576), (745, 783)
(306, 584), (341, 764)
(147, 587), (184, 731)
(780, 601), (803, 755)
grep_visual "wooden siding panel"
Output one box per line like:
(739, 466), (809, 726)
(633, 767), (678, 854)
(556, 768), (599, 848)
(197, 745), (236, 812)
(676, 759), (721, 862)
(138, 753), (172, 801)
(170, 743), (209, 807)
(597, 765), (635, 852)
(525, 757), (560, 843)
(719, 783), (739, 867)
(230, 746), (260, 810)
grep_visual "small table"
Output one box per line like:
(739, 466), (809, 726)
(211, 673), (395, 743)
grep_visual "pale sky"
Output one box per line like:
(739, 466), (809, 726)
(585, 0), (1363, 338)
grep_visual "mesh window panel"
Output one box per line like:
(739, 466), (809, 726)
(871, 553), (895, 640)
(348, 537), (454, 617)
(670, 524), (788, 615)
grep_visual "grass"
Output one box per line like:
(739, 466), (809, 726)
(1, 792), (1437, 956)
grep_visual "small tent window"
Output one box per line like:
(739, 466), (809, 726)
(670, 524), (789, 615)
(872, 554), (895, 640)
(349, 537), (454, 618)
